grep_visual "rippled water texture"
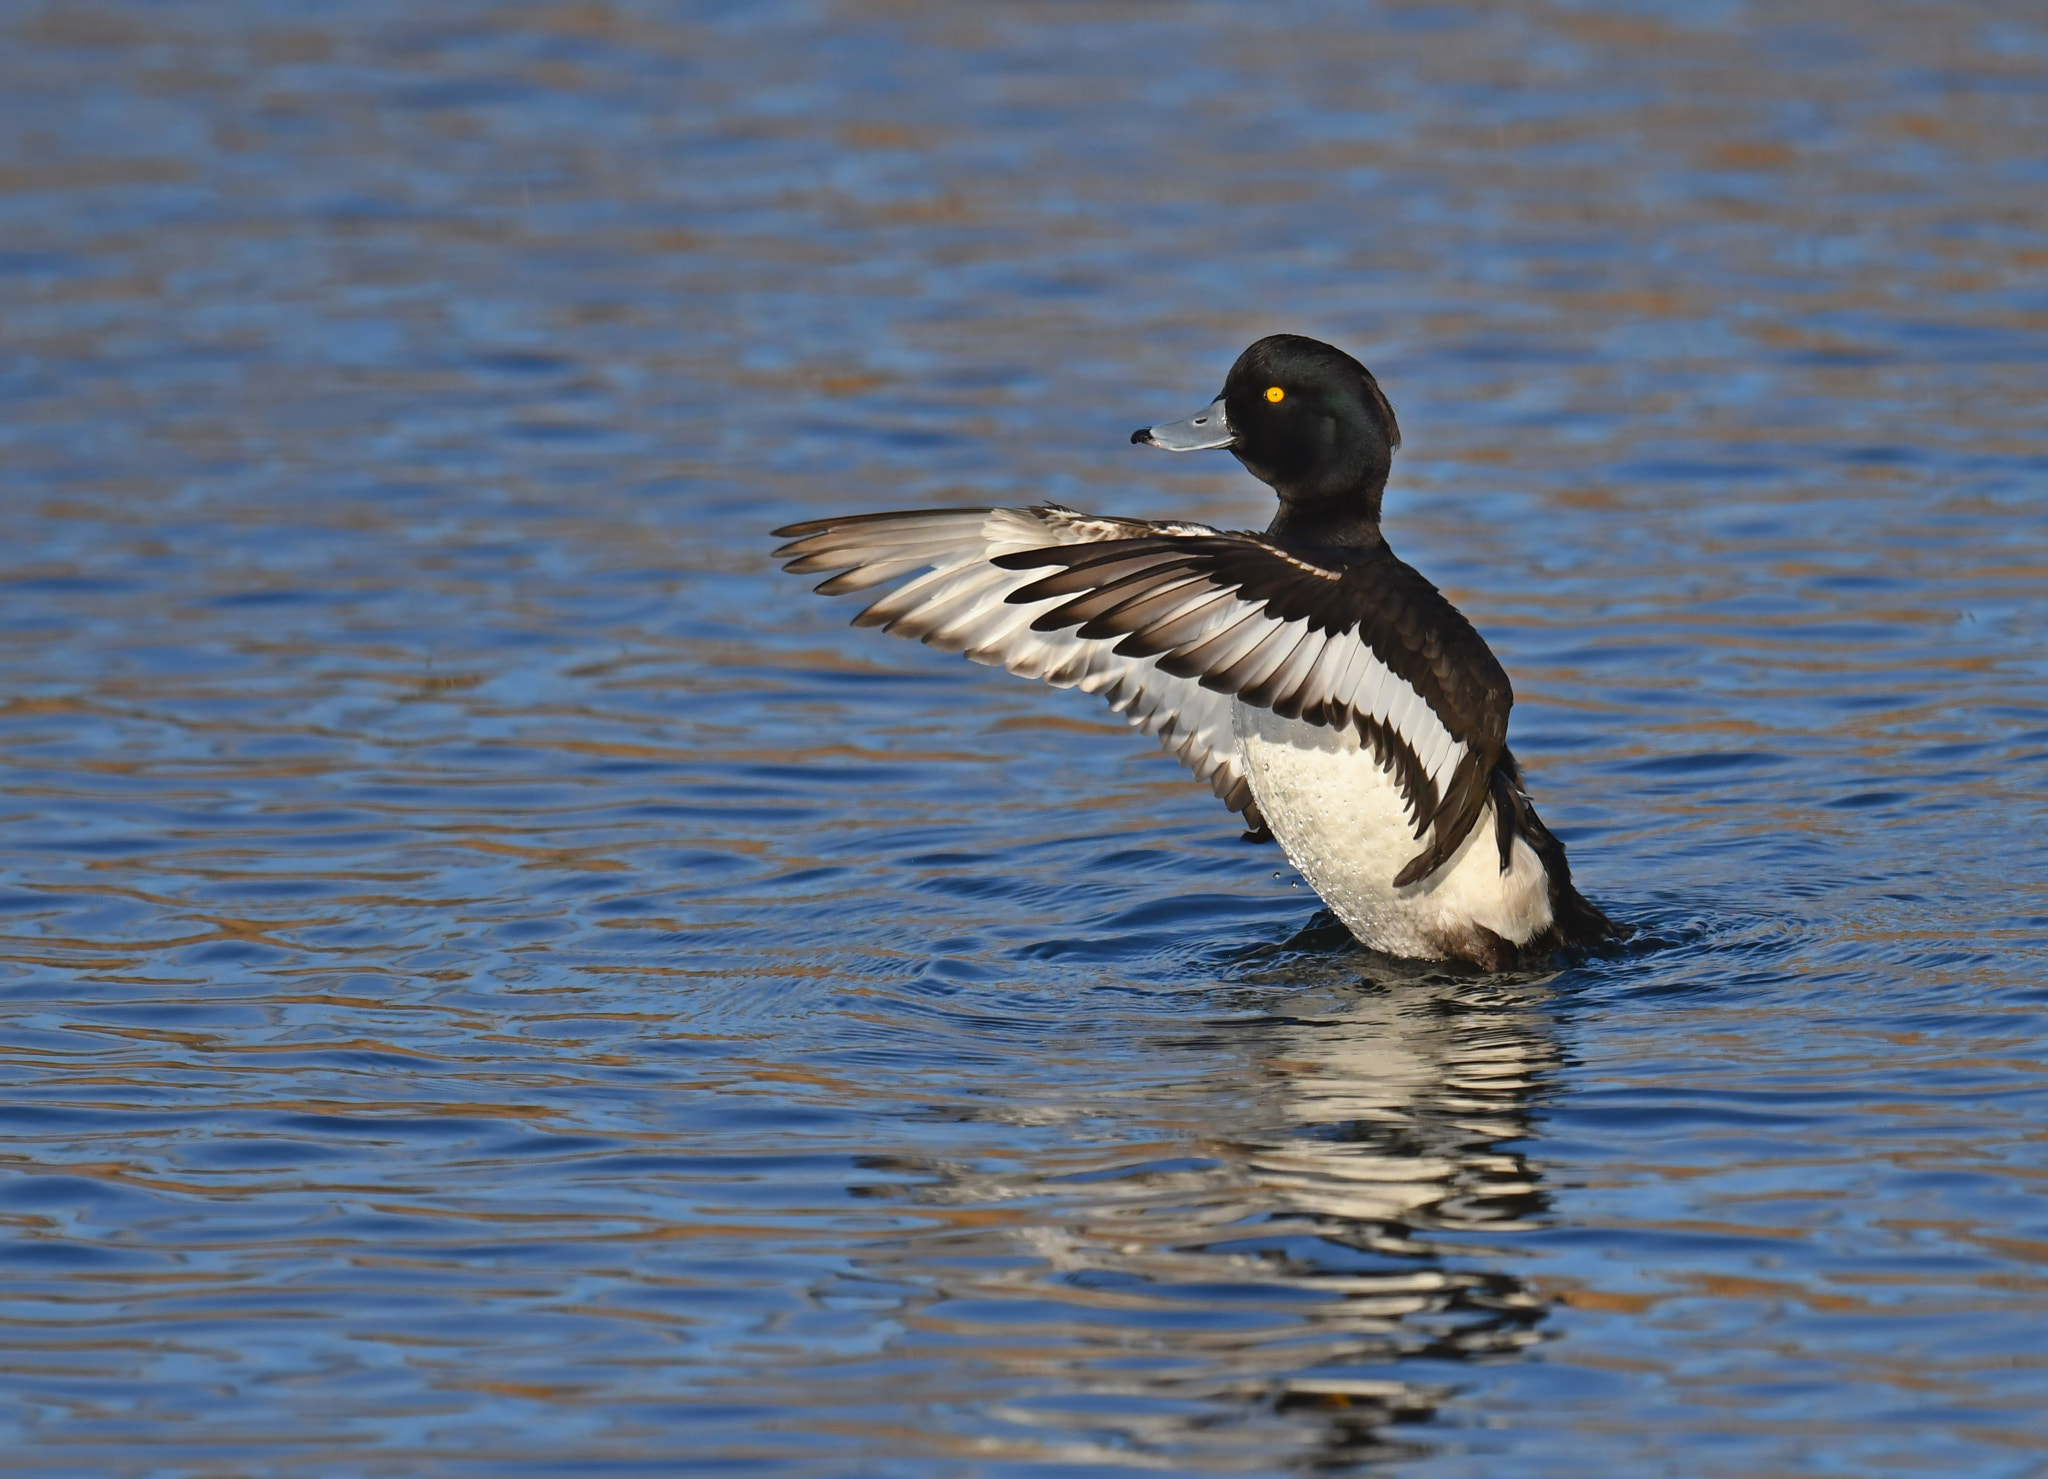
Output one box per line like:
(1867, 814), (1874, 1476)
(4, 2), (2047, 1474)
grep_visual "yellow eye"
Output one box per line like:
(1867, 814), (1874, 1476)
(1265, 386), (1285, 403)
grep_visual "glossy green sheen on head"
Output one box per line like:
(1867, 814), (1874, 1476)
(1219, 335), (1403, 538)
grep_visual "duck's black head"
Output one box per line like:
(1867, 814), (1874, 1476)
(1133, 334), (1401, 546)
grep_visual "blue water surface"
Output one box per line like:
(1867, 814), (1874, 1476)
(2, 2), (2047, 1474)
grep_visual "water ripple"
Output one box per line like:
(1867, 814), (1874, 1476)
(2, 1), (2047, 1475)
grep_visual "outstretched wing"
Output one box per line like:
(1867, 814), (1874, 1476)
(775, 506), (1516, 884)
(771, 504), (1269, 828)
(992, 532), (1514, 886)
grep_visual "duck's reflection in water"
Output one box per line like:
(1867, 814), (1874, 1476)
(842, 946), (1565, 1470)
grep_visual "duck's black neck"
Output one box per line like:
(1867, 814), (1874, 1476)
(1264, 499), (1385, 551)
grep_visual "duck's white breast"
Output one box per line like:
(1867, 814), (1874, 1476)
(1232, 701), (1553, 958)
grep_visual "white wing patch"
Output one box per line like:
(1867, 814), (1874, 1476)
(775, 506), (1263, 821)
(1131, 588), (1468, 803)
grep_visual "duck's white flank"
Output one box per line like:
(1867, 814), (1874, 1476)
(1233, 701), (1553, 959)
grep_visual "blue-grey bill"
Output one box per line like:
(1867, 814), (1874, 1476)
(1132, 397), (1234, 451)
